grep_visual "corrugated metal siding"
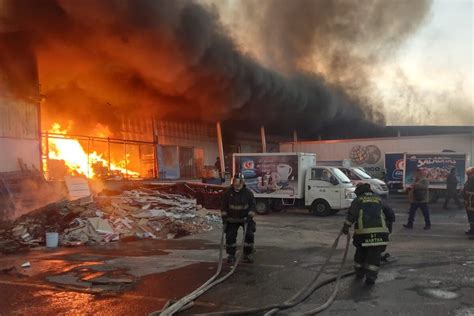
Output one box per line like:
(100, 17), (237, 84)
(0, 138), (41, 172)
(120, 118), (219, 166)
(0, 98), (38, 139)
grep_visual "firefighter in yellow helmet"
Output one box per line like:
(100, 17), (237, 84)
(342, 183), (395, 285)
(463, 167), (474, 239)
(221, 173), (257, 264)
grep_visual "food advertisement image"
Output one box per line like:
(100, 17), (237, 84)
(404, 153), (466, 187)
(234, 155), (299, 196)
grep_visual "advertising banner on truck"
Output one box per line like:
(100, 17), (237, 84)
(234, 155), (299, 196)
(404, 153), (466, 189)
(385, 153), (404, 185)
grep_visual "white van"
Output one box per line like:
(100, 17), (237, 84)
(338, 167), (389, 198)
(233, 153), (356, 216)
(305, 166), (356, 216)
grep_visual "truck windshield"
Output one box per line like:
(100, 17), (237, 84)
(331, 168), (352, 183)
(352, 168), (372, 179)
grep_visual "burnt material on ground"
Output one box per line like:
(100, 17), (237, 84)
(0, 194), (472, 315)
(0, 183), (223, 254)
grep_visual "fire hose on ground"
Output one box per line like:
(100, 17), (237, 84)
(196, 230), (352, 316)
(152, 221), (248, 316)
(152, 224), (396, 316)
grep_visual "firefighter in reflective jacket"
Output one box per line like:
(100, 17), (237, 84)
(342, 183), (395, 285)
(221, 174), (257, 264)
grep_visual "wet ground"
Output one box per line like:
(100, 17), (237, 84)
(0, 194), (473, 315)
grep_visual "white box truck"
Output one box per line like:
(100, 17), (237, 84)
(232, 152), (356, 216)
(403, 152), (468, 202)
(281, 133), (473, 179)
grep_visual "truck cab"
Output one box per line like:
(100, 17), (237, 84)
(338, 167), (389, 198)
(305, 166), (356, 216)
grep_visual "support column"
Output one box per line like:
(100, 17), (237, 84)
(107, 137), (111, 175)
(216, 122), (225, 179)
(293, 130), (298, 142)
(45, 131), (49, 179)
(261, 126), (267, 153)
(152, 118), (159, 179)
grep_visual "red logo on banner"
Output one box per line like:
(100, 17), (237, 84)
(395, 159), (405, 170)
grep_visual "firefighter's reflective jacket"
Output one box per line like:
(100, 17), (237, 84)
(344, 192), (396, 247)
(221, 186), (256, 222)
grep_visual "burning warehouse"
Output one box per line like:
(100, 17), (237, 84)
(1, 0), (474, 315)
(0, 0), (436, 219)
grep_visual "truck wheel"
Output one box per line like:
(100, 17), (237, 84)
(256, 199), (269, 215)
(271, 200), (284, 212)
(310, 200), (332, 217)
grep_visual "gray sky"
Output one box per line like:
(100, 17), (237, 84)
(375, 0), (473, 125)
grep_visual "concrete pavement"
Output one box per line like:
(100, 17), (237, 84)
(0, 194), (473, 315)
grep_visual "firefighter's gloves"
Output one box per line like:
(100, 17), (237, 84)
(341, 224), (350, 235)
(387, 222), (393, 234)
(248, 211), (255, 219)
(221, 212), (228, 224)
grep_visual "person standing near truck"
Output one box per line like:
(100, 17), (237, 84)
(221, 174), (257, 264)
(341, 183), (395, 285)
(463, 167), (474, 238)
(444, 167), (462, 209)
(404, 168), (431, 230)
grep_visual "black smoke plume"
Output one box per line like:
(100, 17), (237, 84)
(0, 0), (431, 137)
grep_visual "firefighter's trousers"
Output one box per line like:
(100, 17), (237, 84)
(354, 245), (386, 281)
(225, 220), (256, 256)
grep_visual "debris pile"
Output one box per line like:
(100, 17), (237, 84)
(0, 187), (222, 253)
(149, 182), (226, 210)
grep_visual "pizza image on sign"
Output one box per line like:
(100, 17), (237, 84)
(349, 145), (381, 165)
(349, 145), (369, 164)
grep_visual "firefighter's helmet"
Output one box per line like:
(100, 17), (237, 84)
(232, 173), (245, 192)
(355, 183), (371, 196)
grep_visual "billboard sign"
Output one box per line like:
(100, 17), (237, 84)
(404, 153), (466, 189)
(234, 155), (299, 196)
(385, 153), (404, 184)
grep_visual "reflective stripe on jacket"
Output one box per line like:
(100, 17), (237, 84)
(346, 192), (394, 247)
(221, 186), (256, 219)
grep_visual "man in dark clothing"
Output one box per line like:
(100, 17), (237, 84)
(215, 157), (222, 178)
(342, 183), (395, 285)
(444, 168), (462, 209)
(404, 168), (431, 230)
(221, 174), (257, 264)
(463, 167), (474, 238)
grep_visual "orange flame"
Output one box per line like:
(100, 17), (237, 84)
(46, 123), (140, 179)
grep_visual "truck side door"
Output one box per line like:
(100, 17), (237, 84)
(305, 168), (341, 208)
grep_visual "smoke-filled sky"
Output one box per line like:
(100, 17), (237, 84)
(1, 0), (469, 139)
(211, 0), (473, 126)
(375, 0), (473, 126)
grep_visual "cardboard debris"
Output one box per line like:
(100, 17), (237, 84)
(65, 176), (92, 202)
(87, 217), (115, 235)
(20, 262), (31, 268)
(0, 185), (220, 253)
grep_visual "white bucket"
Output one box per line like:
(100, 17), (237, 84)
(45, 232), (59, 248)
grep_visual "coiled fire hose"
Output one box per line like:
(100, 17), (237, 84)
(153, 221), (249, 316)
(196, 230), (352, 316)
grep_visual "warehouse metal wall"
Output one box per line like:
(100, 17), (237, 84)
(0, 32), (41, 173)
